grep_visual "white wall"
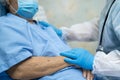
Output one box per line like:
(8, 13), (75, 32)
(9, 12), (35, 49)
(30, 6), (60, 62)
(39, 0), (105, 26)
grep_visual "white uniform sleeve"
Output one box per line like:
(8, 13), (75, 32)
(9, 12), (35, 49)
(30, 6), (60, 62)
(61, 18), (99, 41)
(93, 50), (120, 77)
(93, 3), (120, 77)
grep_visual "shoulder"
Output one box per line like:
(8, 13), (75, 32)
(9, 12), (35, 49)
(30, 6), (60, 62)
(111, 0), (120, 13)
(110, 0), (120, 22)
(0, 15), (16, 27)
(115, 0), (120, 5)
(0, 15), (12, 31)
(0, 15), (8, 23)
(0, 16), (29, 41)
(0, 14), (27, 30)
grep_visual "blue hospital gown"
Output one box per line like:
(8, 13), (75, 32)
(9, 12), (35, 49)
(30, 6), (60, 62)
(0, 13), (85, 80)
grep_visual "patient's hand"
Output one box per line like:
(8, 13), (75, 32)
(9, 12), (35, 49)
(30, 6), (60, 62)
(82, 69), (94, 80)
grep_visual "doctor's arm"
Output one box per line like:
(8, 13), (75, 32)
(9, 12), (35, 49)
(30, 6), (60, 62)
(61, 18), (99, 41)
(41, 18), (99, 41)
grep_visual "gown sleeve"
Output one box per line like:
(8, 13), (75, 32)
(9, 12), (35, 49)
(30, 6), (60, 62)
(0, 20), (32, 73)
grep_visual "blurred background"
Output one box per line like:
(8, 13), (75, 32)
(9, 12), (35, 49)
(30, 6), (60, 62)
(38, 0), (105, 54)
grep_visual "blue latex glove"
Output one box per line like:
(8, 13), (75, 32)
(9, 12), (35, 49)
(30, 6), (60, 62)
(39, 21), (62, 37)
(60, 48), (94, 70)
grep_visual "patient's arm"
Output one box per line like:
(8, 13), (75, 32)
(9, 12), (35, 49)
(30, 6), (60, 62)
(7, 56), (70, 80)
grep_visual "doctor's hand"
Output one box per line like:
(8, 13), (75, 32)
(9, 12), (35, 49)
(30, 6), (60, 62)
(39, 21), (62, 37)
(60, 48), (94, 70)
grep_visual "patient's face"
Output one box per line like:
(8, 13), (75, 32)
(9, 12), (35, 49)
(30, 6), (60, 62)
(7, 0), (18, 14)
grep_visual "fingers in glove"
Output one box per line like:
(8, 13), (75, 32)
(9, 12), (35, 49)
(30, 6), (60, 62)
(60, 52), (77, 59)
(64, 58), (76, 64)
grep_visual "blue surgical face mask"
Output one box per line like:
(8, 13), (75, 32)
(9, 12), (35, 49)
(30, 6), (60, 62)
(11, 0), (38, 19)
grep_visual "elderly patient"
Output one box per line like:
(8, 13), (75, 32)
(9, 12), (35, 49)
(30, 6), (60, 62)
(0, 0), (93, 80)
